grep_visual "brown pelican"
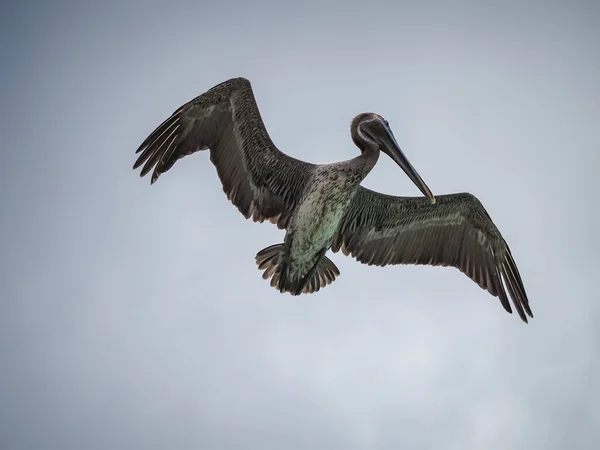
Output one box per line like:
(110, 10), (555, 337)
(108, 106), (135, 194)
(133, 77), (533, 323)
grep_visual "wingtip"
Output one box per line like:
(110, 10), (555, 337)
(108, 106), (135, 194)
(133, 165), (157, 185)
(515, 303), (532, 324)
(505, 306), (530, 324)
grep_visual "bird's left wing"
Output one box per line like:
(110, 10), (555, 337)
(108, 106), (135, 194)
(332, 187), (533, 322)
(133, 77), (314, 229)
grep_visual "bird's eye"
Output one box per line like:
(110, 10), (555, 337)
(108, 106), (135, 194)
(384, 120), (389, 126)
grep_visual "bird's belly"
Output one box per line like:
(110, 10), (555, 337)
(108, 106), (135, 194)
(288, 183), (356, 263)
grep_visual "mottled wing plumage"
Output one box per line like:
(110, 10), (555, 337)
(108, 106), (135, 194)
(133, 77), (314, 228)
(332, 188), (533, 322)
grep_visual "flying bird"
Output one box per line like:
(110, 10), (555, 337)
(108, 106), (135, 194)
(133, 77), (533, 322)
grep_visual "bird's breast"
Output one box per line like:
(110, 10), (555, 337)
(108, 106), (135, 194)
(288, 167), (361, 258)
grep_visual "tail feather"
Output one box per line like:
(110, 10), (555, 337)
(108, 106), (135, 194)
(255, 244), (340, 295)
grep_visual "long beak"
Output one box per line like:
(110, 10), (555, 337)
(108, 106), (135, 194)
(381, 127), (436, 204)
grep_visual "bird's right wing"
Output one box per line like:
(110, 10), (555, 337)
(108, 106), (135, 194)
(133, 77), (314, 229)
(332, 187), (533, 322)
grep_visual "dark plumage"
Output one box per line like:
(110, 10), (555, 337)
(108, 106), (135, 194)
(133, 77), (533, 322)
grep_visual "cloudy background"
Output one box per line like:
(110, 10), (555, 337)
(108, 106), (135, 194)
(1, 0), (598, 448)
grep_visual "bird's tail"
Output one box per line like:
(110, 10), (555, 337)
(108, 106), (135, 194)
(255, 243), (340, 295)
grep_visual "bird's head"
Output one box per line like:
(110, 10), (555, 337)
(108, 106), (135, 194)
(351, 113), (436, 204)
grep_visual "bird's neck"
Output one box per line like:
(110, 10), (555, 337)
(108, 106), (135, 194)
(351, 145), (380, 178)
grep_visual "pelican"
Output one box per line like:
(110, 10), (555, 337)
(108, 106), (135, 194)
(133, 77), (533, 323)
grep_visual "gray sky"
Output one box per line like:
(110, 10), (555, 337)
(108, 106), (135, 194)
(1, 0), (598, 449)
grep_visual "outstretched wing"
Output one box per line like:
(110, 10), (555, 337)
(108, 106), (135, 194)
(332, 187), (533, 322)
(133, 77), (314, 229)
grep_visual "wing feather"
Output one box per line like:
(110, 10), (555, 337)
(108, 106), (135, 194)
(133, 77), (314, 229)
(333, 187), (533, 322)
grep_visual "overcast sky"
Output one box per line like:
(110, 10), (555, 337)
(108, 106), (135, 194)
(1, 0), (599, 449)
